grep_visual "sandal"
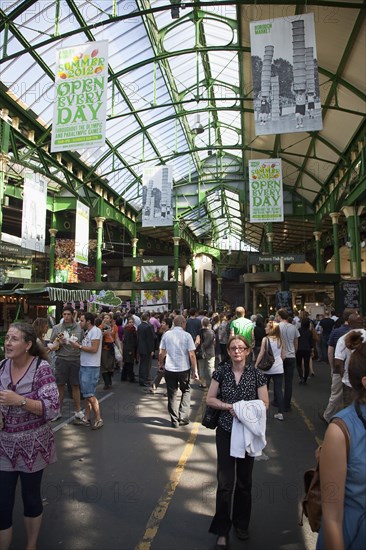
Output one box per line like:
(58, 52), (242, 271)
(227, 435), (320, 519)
(92, 419), (104, 430)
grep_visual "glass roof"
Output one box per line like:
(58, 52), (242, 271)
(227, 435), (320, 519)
(0, 1), (365, 253)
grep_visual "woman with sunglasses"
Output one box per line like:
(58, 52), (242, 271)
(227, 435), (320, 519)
(0, 323), (60, 550)
(206, 335), (269, 549)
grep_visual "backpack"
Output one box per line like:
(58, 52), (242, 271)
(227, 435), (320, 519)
(300, 417), (350, 532)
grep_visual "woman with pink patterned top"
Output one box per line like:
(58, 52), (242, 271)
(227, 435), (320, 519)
(0, 322), (60, 550)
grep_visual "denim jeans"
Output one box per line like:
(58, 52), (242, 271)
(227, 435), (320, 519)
(164, 369), (191, 425)
(283, 357), (296, 411)
(209, 426), (254, 536)
(266, 373), (284, 413)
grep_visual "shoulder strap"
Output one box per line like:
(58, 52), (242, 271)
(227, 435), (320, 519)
(216, 364), (227, 386)
(0, 358), (7, 373)
(331, 417), (350, 459)
(354, 401), (366, 430)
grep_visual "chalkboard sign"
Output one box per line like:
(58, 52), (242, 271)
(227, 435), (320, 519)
(338, 281), (361, 310)
(275, 291), (293, 313)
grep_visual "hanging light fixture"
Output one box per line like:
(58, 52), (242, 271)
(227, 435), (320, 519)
(191, 113), (204, 135)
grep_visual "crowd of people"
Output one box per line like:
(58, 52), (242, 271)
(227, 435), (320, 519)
(0, 303), (365, 550)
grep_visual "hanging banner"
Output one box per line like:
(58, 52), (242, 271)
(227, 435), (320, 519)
(142, 166), (173, 227)
(75, 201), (89, 265)
(51, 40), (109, 152)
(249, 159), (283, 223)
(21, 171), (47, 252)
(141, 266), (169, 311)
(250, 13), (322, 135)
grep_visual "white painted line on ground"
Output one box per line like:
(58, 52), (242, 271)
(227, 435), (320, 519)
(52, 392), (114, 433)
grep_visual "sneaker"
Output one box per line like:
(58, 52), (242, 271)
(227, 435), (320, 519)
(92, 419), (104, 430)
(51, 413), (62, 422)
(274, 413), (284, 421)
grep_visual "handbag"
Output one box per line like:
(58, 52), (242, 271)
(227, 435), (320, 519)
(114, 343), (122, 363)
(196, 329), (205, 360)
(201, 367), (225, 429)
(300, 417), (350, 532)
(257, 337), (275, 371)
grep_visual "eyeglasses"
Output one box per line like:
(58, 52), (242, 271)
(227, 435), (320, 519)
(229, 346), (248, 352)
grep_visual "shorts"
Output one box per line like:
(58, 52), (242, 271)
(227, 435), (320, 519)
(55, 358), (80, 386)
(80, 366), (100, 397)
(308, 102), (315, 109)
(295, 104), (305, 116)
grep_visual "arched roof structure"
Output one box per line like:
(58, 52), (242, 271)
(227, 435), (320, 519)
(0, 1), (365, 262)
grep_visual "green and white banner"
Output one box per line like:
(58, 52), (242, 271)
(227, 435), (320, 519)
(51, 40), (108, 152)
(75, 201), (90, 265)
(249, 159), (283, 223)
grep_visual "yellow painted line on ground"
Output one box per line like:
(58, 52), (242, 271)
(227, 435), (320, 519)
(292, 397), (323, 447)
(135, 395), (206, 550)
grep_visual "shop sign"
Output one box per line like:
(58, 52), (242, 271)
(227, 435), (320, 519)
(249, 253), (305, 264)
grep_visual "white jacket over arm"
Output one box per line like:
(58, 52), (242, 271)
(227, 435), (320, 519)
(230, 400), (267, 458)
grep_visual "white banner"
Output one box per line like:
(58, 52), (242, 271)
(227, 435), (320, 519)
(250, 13), (322, 136)
(21, 171), (47, 252)
(142, 166), (173, 227)
(141, 266), (169, 311)
(75, 201), (89, 265)
(51, 40), (109, 152)
(249, 159), (284, 223)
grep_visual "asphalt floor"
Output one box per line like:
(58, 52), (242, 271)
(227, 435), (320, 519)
(11, 358), (332, 550)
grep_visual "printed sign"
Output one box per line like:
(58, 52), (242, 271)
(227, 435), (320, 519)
(21, 171), (47, 252)
(75, 201), (90, 265)
(249, 159), (283, 223)
(250, 13), (322, 136)
(142, 166), (173, 227)
(51, 40), (108, 152)
(141, 266), (169, 311)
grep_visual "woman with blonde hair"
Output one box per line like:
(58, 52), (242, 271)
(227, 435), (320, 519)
(255, 320), (285, 421)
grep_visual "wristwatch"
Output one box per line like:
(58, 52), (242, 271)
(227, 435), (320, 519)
(20, 398), (27, 408)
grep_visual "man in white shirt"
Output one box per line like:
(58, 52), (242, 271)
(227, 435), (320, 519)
(71, 312), (103, 430)
(159, 315), (199, 428)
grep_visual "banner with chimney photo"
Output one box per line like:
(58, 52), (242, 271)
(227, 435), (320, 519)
(250, 13), (322, 135)
(142, 166), (173, 227)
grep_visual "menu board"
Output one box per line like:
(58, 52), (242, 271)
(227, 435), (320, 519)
(275, 290), (293, 312)
(338, 281), (361, 310)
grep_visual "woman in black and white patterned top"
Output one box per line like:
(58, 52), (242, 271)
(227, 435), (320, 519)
(206, 336), (268, 550)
